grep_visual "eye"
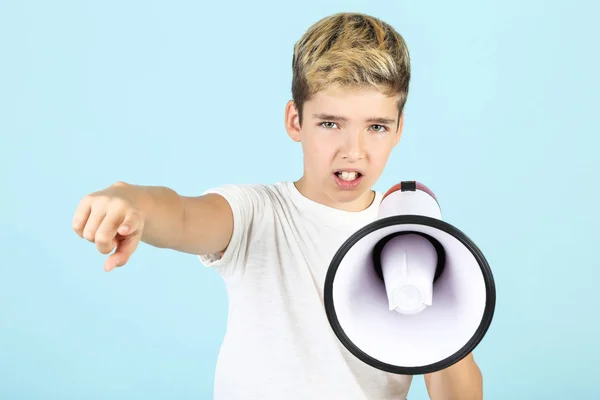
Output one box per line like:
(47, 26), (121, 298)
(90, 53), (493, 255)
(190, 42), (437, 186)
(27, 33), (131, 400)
(370, 124), (388, 133)
(320, 121), (339, 129)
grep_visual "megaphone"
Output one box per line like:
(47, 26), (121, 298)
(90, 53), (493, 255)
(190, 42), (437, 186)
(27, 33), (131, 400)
(324, 181), (495, 375)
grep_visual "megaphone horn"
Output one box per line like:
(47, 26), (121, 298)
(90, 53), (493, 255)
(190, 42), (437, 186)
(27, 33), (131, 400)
(324, 181), (496, 375)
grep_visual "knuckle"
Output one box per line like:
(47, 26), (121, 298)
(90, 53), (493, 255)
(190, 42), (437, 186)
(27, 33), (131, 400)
(127, 210), (141, 223)
(109, 197), (130, 213)
(73, 226), (84, 237)
(95, 232), (109, 244)
(111, 180), (129, 188)
(80, 194), (93, 204)
(83, 230), (95, 241)
(85, 193), (104, 205)
(86, 195), (109, 211)
(97, 244), (112, 254)
(98, 195), (112, 205)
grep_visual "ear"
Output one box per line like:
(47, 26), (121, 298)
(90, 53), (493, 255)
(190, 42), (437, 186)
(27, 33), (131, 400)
(285, 100), (302, 142)
(393, 112), (405, 146)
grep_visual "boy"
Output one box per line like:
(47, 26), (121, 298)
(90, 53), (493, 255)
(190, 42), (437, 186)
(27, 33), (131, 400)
(72, 12), (483, 400)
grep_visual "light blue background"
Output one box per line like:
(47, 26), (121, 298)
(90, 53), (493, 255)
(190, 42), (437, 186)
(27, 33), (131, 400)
(1, 0), (599, 399)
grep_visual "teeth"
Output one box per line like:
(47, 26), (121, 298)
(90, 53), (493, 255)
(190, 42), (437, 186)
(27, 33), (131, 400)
(338, 171), (359, 181)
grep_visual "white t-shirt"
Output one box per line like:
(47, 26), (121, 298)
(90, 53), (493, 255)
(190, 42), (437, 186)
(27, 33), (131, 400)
(199, 181), (413, 400)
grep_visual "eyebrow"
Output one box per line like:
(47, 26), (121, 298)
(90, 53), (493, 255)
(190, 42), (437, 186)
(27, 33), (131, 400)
(312, 113), (396, 125)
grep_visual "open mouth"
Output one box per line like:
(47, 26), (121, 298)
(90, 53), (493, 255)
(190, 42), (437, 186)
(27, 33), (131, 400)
(334, 171), (363, 182)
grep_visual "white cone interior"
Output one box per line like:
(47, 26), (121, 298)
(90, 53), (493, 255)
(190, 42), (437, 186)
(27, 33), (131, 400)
(331, 224), (487, 368)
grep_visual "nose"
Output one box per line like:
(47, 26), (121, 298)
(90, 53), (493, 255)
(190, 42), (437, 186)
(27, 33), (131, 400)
(341, 130), (365, 162)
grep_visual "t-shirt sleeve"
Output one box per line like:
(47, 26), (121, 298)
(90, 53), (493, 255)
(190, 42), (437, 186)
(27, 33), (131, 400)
(197, 184), (262, 277)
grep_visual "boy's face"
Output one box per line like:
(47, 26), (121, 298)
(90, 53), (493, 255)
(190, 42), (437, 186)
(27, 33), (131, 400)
(285, 85), (403, 212)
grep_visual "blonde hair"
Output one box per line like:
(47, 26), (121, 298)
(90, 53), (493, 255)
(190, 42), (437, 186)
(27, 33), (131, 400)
(292, 12), (411, 124)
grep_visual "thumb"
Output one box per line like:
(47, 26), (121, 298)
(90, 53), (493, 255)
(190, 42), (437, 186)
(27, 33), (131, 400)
(116, 212), (142, 237)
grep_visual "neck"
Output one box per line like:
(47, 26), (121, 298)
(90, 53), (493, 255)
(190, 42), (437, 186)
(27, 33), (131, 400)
(294, 176), (376, 212)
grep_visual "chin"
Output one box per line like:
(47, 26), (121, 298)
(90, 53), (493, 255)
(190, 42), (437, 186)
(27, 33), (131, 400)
(329, 182), (373, 204)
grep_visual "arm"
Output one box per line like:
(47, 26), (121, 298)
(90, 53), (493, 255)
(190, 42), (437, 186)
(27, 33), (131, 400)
(423, 353), (483, 400)
(132, 183), (233, 255)
(73, 181), (234, 270)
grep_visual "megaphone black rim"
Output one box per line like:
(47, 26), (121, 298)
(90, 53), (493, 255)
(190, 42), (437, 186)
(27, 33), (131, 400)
(323, 214), (496, 376)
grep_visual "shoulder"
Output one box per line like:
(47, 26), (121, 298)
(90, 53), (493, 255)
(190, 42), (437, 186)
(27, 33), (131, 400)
(197, 182), (295, 272)
(201, 182), (297, 221)
(203, 181), (289, 204)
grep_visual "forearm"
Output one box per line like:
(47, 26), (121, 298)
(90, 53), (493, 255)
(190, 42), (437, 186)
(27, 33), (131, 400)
(119, 182), (186, 249)
(115, 182), (233, 256)
(424, 354), (483, 400)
